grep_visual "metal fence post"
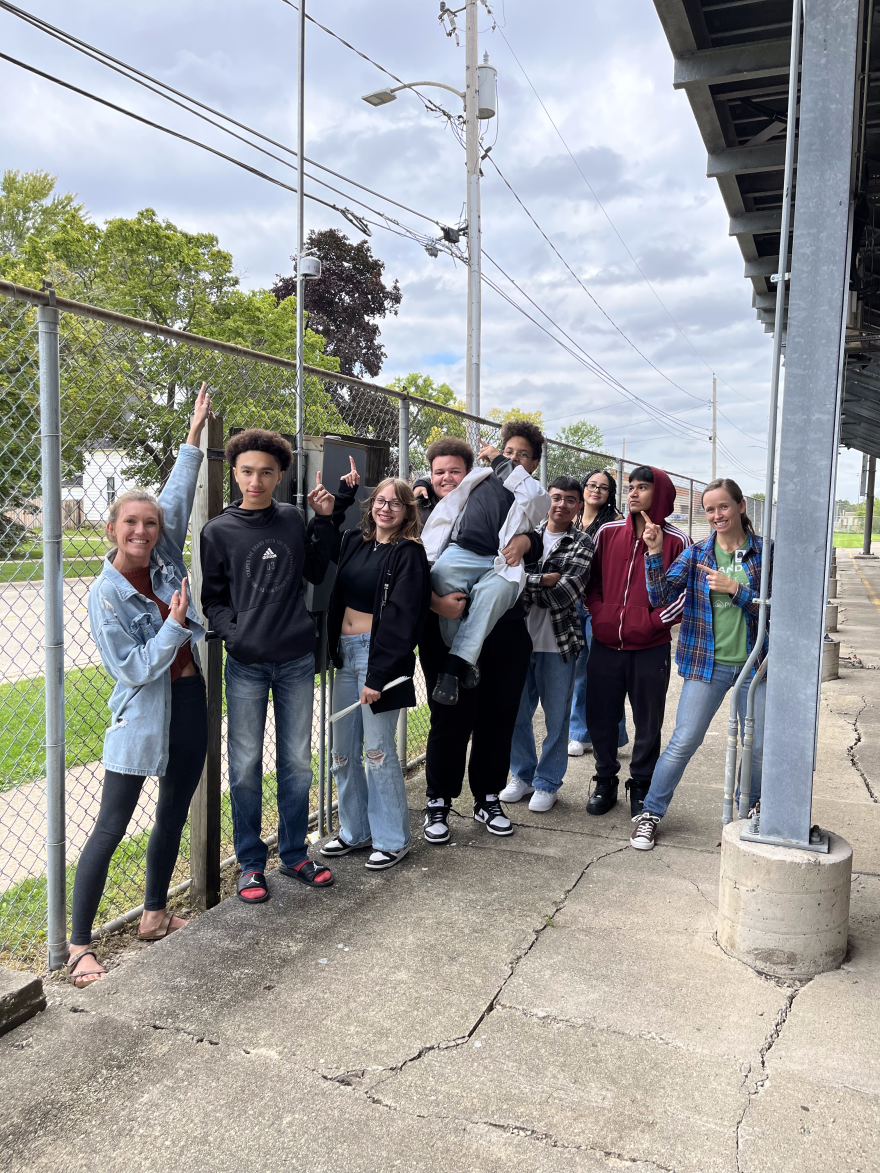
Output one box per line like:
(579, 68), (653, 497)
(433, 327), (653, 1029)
(188, 413), (224, 909)
(540, 446), (548, 490)
(38, 299), (67, 971)
(688, 479), (695, 541)
(397, 396), (410, 768)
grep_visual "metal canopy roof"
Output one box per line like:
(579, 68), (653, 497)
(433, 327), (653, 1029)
(653, 0), (880, 458)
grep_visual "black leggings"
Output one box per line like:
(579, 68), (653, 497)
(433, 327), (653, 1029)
(71, 675), (208, 946)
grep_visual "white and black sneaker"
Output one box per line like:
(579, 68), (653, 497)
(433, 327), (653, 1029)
(473, 794), (514, 836)
(320, 834), (371, 857)
(423, 798), (451, 844)
(365, 843), (412, 870)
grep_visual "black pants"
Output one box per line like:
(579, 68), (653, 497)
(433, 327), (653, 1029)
(585, 638), (671, 785)
(420, 611), (533, 801)
(71, 675), (208, 945)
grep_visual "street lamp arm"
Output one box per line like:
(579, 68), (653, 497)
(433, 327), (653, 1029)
(392, 81), (465, 102)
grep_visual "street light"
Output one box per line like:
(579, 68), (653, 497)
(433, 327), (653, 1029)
(360, 0), (496, 427)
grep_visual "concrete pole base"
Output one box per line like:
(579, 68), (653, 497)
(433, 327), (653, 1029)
(825, 602), (839, 632)
(828, 577), (838, 598)
(822, 636), (840, 681)
(717, 823), (852, 980)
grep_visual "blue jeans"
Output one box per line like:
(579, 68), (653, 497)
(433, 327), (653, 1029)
(331, 634), (410, 853)
(644, 663), (766, 818)
(569, 603), (629, 748)
(226, 652), (315, 873)
(510, 652), (578, 793)
(431, 544), (519, 665)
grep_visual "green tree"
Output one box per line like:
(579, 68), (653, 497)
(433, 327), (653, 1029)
(390, 373), (466, 476)
(0, 173), (345, 493)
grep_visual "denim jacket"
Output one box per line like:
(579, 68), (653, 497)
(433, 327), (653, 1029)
(87, 444), (205, 776)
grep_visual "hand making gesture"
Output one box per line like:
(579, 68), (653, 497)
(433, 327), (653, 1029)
(307, 470), (335, 516)
(641, 511), (663, 555)
(696, 562), (739, 596)
(478, 438), (501, 465)
(169, 577), (189, 627)
(341, 455), (360, 490)
(185, 383), (214, 447)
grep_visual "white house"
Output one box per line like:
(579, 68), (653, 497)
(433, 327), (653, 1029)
(82, 448), (135, 522)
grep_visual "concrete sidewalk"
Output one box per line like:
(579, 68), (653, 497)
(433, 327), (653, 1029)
(1, 559), (879, 1173)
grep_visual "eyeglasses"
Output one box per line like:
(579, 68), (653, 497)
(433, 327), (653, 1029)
(374, 497), (404, 512)
(585, 482), (610, 493)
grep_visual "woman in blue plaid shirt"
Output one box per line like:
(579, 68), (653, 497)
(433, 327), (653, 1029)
(630, 478), (770, 851)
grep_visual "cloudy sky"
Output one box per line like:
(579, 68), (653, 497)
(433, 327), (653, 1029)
(0, 0), (860, 498)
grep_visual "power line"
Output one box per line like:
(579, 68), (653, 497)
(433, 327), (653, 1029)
(0, 1), (447, 232)
(492, 22), (763, 409)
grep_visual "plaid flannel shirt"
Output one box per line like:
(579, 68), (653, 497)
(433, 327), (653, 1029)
(644, 530), (771, 682)
(521, 520), (595, 662)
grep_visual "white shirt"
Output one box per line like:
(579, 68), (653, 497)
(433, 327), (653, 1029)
(526, 528), (563, 654)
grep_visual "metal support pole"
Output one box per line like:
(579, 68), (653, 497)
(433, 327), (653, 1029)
(326, 663), (334, 833)
(397, 395), (410, 770)
(294, 0), (306, 513)
(760, 0), (860, 848)
(722, 0), (803, 826)
(189, 413), (224, 909)
(711, 374), (717, 480)
(738, 658), (768, 820)
(464, 0), (481, 423)
(539, 446), (548, 490)
(616, 457), (624, 513)
(318, 612), (327, 836)
(39, 301), (67, 971)
(688, 479), (695, 541)
(863, 455), (875, 553)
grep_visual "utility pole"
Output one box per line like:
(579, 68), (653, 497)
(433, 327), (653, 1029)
(464, 0), (481, 427)
(864, 455), (876, 555)
(711, 373), (717, 480)
(294, 0), (306, 511)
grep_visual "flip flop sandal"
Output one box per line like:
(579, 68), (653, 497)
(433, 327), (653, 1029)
(65, 949), (106, 989)
(137, 909), (186, 941)
(237, 871), (270, 903)
(278, 859), (334, 887)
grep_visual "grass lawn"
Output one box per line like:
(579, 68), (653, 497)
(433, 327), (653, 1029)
(0, 667), (113, 791)
(0, 559), (105, 584)
(833, 532), (874, 548)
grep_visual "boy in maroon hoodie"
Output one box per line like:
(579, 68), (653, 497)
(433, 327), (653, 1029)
(584, 466), (689, 816)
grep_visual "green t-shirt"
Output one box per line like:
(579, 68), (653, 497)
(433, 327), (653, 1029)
(711, 538), (750, 665)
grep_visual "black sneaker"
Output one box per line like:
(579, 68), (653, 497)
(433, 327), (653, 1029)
(432, 673), (459, 706)
(460, 662), (481, 689)
(423, 798), (451, 844)
(473, 794), (514, 836)
(626, 780), (650, 817)
(586, 775), (618, 816)
(320, 834), (371, 857)
(365, 843), (411, 870)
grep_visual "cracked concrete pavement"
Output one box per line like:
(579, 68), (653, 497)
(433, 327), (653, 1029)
(2, 555), (880, 1172)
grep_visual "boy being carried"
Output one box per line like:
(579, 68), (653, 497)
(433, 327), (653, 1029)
(421, 419), (550, 706)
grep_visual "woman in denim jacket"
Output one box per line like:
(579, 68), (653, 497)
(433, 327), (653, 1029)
(67, 386), (212, 988)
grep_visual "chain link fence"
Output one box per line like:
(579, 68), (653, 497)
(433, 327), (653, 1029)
(0, 281), (763, 970)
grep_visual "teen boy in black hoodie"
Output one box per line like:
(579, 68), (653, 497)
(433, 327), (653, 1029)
(200, 429), (336, 903)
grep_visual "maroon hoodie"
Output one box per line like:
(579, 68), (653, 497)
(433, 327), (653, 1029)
(586, 467), (690, 651)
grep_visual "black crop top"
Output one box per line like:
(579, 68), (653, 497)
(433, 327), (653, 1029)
(338, 537), (394, 614)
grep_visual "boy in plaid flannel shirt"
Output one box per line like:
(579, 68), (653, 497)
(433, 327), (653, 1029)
(501, 477), (595, 812)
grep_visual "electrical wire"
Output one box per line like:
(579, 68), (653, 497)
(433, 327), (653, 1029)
(492, 21), (762, 408)
(0, 0), (447, 231)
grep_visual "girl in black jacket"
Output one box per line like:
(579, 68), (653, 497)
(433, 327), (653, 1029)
(321, 477), (430, 869)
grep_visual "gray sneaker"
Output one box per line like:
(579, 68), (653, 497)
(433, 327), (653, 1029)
(630, 812), (660, 851)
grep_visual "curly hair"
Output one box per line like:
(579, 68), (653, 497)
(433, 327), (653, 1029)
(500, 418), (545, 460)
(425, 437), (474, 473)
(360, 477), (423, 545)
(225, 428), (293, 472)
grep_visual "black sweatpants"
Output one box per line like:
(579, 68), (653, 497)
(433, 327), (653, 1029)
(71, 674), (208, 945)
(420, 611), (533, 801)
(585, 638), (671, 785)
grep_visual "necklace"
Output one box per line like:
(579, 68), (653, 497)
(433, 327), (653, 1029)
(373, 539), (382, 551)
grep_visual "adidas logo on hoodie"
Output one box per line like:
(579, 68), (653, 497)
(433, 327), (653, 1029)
(262, 547), (276, 560)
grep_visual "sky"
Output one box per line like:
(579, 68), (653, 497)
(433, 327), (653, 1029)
(0, 0), (862, 499)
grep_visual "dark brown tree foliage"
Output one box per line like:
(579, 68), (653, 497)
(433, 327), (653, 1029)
(272, 228), (403, 442)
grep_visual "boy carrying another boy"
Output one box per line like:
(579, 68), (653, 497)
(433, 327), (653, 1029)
(421, 419), (550, 706)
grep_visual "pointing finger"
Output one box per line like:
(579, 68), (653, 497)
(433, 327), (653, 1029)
(349, 455), (357, 471)
(315, 470), (322, 485)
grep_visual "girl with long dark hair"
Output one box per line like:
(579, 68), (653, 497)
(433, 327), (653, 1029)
(567, 469), (628, 756)
(630, 478), (770, 850)
(322, 477), (431, 870)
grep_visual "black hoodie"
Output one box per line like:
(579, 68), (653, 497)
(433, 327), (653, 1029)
(200, 501), (333, 665)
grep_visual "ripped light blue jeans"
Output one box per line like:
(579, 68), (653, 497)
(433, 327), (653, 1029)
(331, 634), (410, 853)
